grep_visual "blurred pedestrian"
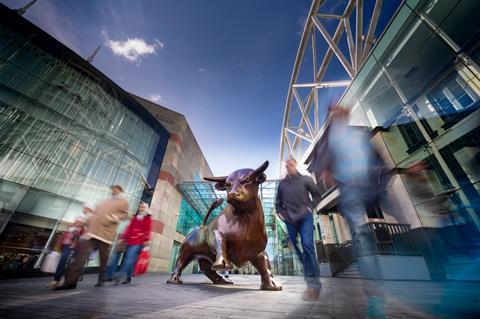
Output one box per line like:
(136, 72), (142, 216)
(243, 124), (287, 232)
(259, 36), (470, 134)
(54, 185), (129, 290)
(276, 158), (322, 300)
(320, 107), (394, 249)
(105, 236), (127, 282)
(45, 203), (93, 288)
(113, 201), (151, 284)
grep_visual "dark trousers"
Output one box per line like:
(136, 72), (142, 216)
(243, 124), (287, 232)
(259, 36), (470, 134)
(64, 238), (111, 286)
(285, 213), (320, 290)
(54, 246), (74, 281)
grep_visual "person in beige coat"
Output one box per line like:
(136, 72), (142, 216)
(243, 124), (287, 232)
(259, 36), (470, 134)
(54, 185), (129, 290)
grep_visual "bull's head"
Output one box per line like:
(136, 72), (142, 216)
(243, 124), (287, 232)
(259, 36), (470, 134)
(204, 161), (269, 210)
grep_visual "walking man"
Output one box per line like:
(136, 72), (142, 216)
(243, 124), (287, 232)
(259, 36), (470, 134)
(276, 158), (322, 300)
(54, 185), (129, 290)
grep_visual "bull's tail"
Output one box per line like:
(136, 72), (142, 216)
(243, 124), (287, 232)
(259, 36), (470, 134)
(202, 198), (223, 226)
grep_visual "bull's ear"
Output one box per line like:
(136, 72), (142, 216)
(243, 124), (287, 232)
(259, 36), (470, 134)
(256, 173), (266, 184)
(214, 182), (227, 191)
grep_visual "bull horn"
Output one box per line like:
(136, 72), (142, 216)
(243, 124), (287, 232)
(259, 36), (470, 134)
(254, 161), (269, 175)
(203, 176), (228, 182)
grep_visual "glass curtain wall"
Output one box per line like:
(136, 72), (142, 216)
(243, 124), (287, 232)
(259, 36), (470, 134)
(0, 24), (164, 272)
(343, 0), (480, 255)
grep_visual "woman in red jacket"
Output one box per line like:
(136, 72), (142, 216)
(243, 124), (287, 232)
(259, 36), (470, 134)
(115, 201), (151, 284)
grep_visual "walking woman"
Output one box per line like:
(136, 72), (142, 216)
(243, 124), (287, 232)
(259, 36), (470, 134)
(114, 201), (151, 284)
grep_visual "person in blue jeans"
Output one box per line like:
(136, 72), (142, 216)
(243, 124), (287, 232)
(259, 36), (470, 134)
(276, 158), (322, 300)
(112, 202), (151, 284)
(106, 240), (126, 282)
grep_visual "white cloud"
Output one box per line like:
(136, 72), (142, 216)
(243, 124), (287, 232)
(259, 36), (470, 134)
(102, 30), (164, 63)
(148, 94), (162, 103)
(197, 68), (207, 73)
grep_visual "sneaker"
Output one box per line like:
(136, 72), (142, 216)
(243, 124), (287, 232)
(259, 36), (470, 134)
(94, 281), (104, 288)
(302, 287), (319, 301)
(46, 280), (59, 288)
(121, 277), (131, 285)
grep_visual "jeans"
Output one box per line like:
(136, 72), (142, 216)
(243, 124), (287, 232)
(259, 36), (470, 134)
(106, 251), (123, 280)
(54, 246), (74, 281)
(285, 213), (320, 290)
(337, 183), (369, 237)
(118, 244), (143, 279)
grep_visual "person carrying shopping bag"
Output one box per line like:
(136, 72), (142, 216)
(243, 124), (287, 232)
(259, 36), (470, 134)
(114, 201), (151, 284)
(54, 185), (129, 290)
(45, 203), (94, 288)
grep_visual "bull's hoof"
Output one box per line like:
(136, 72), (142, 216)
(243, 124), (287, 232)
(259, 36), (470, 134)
(211, 258), (233, 271)
(166, 275), (183, 285)
(214, 277), (234, 285)
(260, 280), (282, 291)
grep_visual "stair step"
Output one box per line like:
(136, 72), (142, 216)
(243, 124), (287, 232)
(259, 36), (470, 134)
(336, 261), (362, 278)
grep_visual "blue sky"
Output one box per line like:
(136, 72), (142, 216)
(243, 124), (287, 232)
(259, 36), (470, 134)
(3, 0), (400, 179)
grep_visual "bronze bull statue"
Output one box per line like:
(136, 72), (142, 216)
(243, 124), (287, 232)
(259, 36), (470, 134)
(167, 161), (282, 291)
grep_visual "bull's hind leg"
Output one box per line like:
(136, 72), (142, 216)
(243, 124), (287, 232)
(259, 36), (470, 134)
(166, 248), (194, 284)
(250, 251), (282, 291)
(199, 259), (233, 285)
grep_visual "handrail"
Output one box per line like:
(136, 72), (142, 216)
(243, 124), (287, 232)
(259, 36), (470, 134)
(329, 240), (354, 276)
(356, 222), (420, 257)
(329, 222), (422, 276)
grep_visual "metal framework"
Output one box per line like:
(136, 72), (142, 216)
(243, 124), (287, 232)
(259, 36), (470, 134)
(279, 0), (384, 174)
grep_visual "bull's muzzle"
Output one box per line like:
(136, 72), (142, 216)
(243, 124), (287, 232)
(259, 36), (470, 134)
(227, 192), (241, 202)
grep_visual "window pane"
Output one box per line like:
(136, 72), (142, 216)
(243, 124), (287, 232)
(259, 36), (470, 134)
(0, 147), (47, 186)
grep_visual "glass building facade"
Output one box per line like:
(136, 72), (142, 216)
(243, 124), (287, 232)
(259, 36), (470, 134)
(0, 5), (169, 274)
(344, 0), (480, 230)
(321, 0), (480, 280)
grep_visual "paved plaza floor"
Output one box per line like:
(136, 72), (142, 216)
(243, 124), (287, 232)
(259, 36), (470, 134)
(0, 273), (479, 318)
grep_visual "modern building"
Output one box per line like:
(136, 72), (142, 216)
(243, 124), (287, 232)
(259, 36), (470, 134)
(131, 96), (214, 273)
(0, 3), (217, 278)
(282, 0), (480, 281)
(0, 3), (171, 275)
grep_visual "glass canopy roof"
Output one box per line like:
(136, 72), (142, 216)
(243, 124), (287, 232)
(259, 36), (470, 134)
(177, 180), (281, 225)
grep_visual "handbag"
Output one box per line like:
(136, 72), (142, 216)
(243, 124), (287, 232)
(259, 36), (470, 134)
(40, 251), (61, 273)
(133, 250), (150, 276)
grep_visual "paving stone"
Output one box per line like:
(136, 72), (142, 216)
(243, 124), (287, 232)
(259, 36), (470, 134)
(0, 273), (479, 318)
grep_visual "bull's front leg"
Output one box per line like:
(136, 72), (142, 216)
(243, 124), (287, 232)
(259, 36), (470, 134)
(250, 251), (282, 291)
(211, 230), (233, 271)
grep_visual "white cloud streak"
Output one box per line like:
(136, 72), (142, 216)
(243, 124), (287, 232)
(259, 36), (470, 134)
(148, 94), (162, 103)
(102, 30), (164, 63)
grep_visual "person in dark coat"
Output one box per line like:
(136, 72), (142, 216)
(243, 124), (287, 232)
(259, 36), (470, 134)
(276, 158), (322, 300)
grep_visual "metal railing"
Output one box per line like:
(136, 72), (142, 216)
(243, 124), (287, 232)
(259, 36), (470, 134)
(328, 222), (422, 276)
(356, 222), (420, 257)
(329, 240), (354, 276)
